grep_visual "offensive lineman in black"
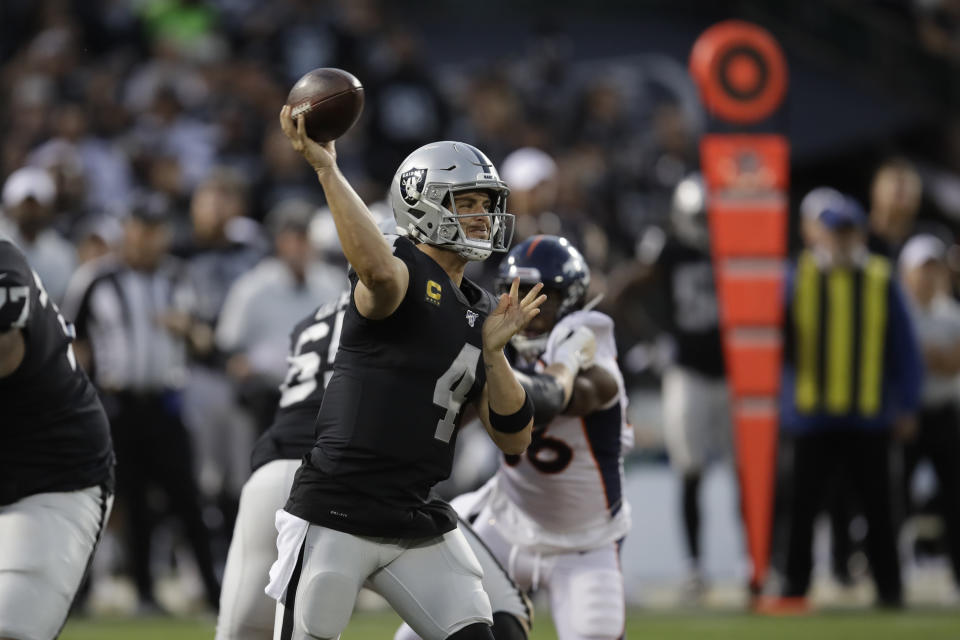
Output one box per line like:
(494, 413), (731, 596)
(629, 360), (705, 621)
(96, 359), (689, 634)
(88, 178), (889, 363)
(216, 291), (531, 640)
(0, 238), (114, 639)
(266, 110), (543, 640)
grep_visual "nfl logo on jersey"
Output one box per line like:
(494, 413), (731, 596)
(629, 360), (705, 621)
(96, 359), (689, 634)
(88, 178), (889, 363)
(465, 310), (478, 327)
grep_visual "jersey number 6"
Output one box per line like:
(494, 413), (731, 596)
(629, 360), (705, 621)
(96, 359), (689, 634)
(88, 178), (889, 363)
(504, 426), (574, 474)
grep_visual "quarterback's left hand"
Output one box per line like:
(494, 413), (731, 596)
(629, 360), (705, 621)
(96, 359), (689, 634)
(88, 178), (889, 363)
(482, 278), (546, 354)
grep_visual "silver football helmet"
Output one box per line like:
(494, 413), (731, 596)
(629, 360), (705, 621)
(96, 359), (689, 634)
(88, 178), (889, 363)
(389, 141), (514, 261)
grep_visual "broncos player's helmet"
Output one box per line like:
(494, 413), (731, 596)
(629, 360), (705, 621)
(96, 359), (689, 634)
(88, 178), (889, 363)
(497, 234), (590, 359)
(389, 141), (514, 261)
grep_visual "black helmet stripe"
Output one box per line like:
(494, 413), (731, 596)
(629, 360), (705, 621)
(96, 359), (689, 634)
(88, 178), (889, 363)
(467, 145), (493, 172)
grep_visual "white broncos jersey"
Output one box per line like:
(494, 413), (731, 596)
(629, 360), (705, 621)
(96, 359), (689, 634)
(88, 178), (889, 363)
(489, 310), (633, 553)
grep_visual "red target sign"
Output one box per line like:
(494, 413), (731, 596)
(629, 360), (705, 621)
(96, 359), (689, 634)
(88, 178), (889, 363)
(690, 20), (787, 124)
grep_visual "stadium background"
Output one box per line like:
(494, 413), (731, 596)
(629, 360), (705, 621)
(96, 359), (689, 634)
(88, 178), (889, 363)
(3, 0), (960, 636)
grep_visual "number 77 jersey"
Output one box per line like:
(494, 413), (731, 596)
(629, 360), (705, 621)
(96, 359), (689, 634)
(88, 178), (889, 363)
(285, 235), (498, 539)
(0, 239), (113, 506)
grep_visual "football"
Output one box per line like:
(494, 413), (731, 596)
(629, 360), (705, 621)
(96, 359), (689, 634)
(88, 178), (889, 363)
(286, 68), (364, 143)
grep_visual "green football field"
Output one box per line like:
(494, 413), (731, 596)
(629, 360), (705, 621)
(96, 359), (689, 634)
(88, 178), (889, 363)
(60, 609), (960, 640)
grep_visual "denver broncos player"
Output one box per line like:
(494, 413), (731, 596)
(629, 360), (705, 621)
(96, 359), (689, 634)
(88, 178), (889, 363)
(216, 287), (532, 640)
(0, 238), (114, 640)
(398, 235), (631, 640)
(270, 107), (558, 640)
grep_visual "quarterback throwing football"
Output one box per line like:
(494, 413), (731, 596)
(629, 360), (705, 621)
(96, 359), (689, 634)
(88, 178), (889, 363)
(268, 108), (593, 640)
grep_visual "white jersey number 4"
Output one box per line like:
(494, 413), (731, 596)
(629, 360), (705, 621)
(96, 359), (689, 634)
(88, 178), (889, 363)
(433, 343), (481, 443)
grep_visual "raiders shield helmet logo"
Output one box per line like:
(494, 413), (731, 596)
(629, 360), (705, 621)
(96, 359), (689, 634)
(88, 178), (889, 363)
(399, 168), (427, 206)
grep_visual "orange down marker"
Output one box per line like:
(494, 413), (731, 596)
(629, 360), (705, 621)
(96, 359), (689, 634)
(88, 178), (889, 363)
(689, 20), (789, 597)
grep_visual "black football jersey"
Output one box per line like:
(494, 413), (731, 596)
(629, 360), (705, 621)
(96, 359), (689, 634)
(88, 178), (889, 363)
(659, 238), (725, 378)
(250, 291), (350, 472)
(286, 236), (497, 538)
(0, 240), (114, 505)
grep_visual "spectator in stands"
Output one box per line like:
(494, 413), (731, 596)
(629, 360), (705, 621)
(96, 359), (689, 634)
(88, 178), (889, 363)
(500, 147), (563, 242)
(176, 168), (265, 533)
(253, 127), (326, 221)
(898, 233), (960, 594)
(915, 0), (960, 62)
(0, 166), (75, 302)
(29, 101), (135, 218)
(454, 73), (526, 164)
(867, 158), (923, 259)
(363, 25), (450, 185)
(130, 85), (217, 194)
(215, 198), (347, 428)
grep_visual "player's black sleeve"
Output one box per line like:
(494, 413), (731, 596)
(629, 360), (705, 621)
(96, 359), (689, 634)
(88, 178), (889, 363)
(514, 369), (567, 426)
(345, 235), (422, 324)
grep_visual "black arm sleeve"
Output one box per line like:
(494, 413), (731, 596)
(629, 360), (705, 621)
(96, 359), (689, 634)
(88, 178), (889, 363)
(514, 370), (568, 426)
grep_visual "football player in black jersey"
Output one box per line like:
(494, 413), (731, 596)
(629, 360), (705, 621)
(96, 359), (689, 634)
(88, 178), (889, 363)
(266, 108), (565, 640)
(608, 172), (731, 599)
(216, 291), (531, 640)
(0, 239), (114, 640)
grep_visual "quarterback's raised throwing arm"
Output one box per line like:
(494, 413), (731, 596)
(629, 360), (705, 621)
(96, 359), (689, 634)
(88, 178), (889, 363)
(280, 105), (407, 319)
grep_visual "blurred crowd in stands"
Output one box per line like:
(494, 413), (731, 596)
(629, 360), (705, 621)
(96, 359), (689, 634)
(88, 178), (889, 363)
(4, 0), (960, 614)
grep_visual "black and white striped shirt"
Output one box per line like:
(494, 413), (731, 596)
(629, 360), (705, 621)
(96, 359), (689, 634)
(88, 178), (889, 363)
(62, 256), (191, 392)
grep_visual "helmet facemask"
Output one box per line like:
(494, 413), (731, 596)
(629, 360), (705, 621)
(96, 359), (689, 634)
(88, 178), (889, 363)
(404, 184), (514, 261)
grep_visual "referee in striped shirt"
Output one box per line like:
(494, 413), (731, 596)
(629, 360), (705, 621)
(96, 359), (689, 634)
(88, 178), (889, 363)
(779, 196), (923, 607)
(61, 195), (221, 613)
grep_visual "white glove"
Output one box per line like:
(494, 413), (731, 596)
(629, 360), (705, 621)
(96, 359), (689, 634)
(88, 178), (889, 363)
(550, 326), (597, 374)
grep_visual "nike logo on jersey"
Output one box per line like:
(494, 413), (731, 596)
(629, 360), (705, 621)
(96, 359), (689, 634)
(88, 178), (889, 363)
(465, 310), (478, 327)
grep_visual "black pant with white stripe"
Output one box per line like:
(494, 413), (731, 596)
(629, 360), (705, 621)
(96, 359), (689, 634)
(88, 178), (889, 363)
(106, 390), (221, 609)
